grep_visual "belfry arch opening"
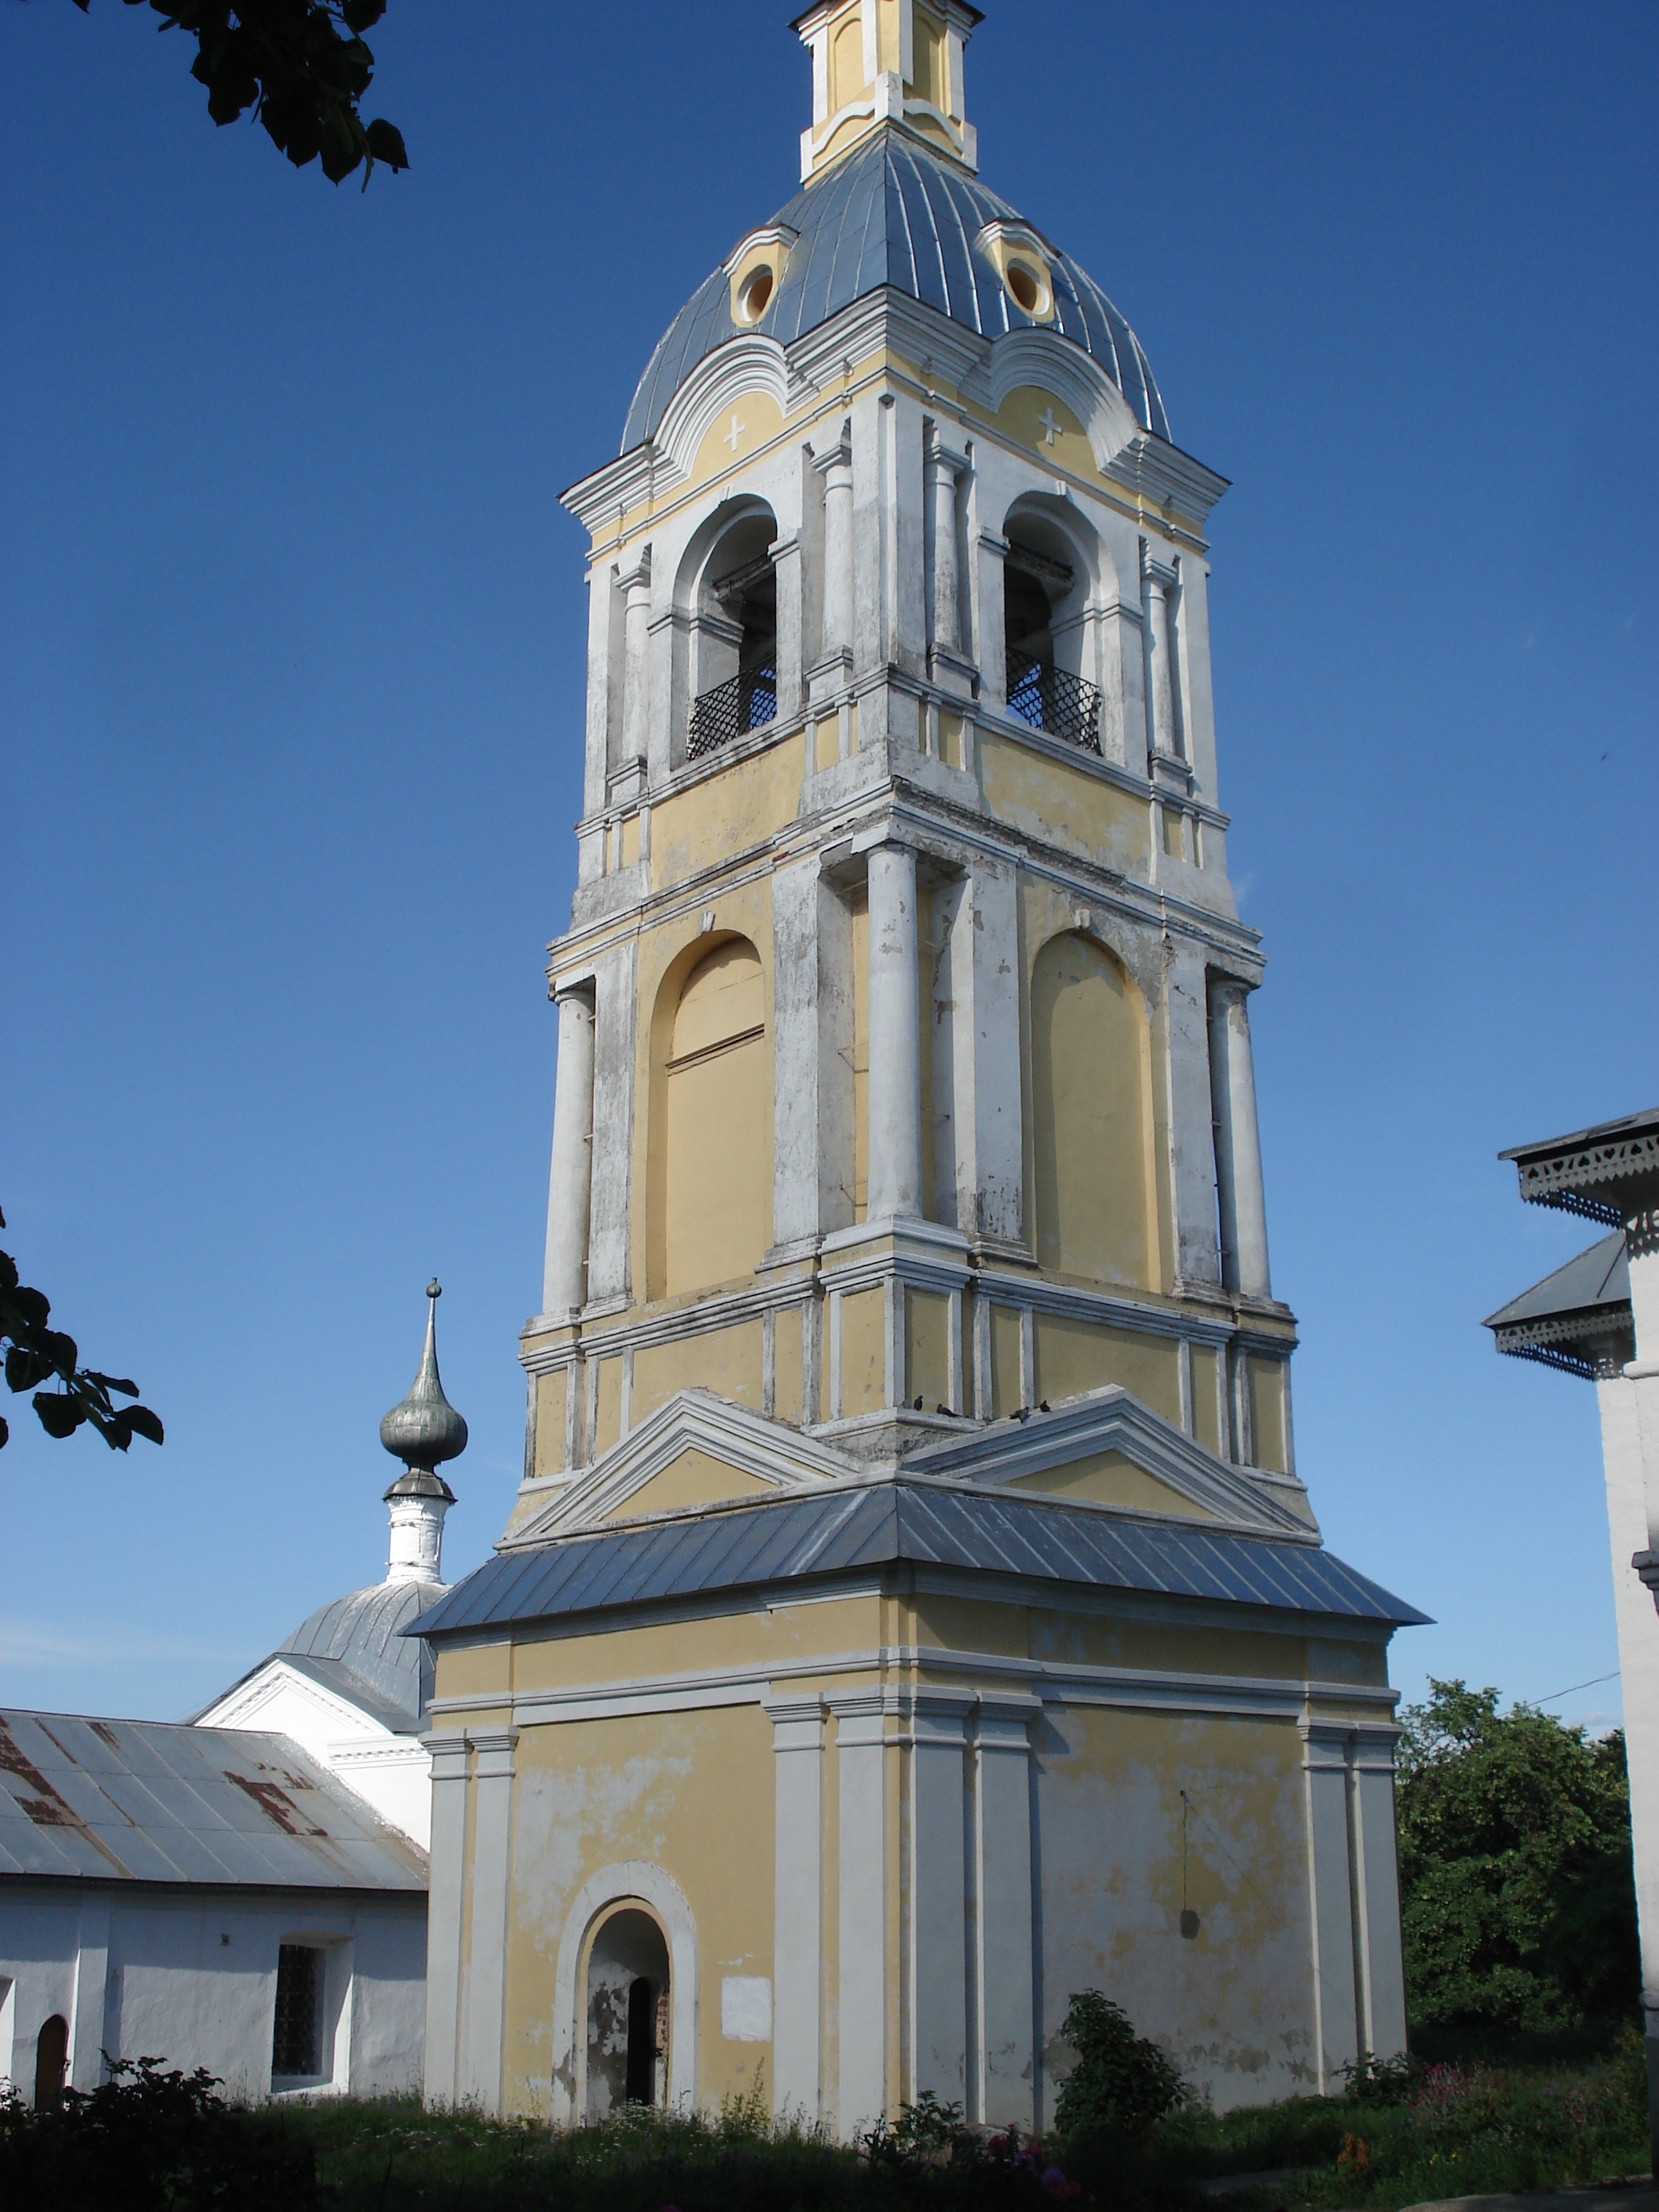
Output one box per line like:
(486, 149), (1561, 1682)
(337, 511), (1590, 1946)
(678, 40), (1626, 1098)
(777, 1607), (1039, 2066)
(1030, 929), (1158, 1290)
(648, 933), (771, 1300)
(1002, 502), (1103, 754)
(682, 504), (778, 761)
(584, 1906), (669, 2119)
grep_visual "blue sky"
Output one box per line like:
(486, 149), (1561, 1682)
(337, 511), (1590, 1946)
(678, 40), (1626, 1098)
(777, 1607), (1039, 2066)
(2, 2), (1654, 1734)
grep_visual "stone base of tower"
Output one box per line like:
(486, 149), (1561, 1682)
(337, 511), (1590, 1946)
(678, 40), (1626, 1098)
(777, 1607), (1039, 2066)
(414, 1386), (1419, 2127)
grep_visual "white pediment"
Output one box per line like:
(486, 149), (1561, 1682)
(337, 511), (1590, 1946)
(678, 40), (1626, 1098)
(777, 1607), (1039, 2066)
(906, 1386), (1309, 1537)
(506, 1389), (859, 1545)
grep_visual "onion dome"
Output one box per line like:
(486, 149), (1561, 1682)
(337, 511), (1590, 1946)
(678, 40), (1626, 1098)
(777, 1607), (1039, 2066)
(621, 128), (1169, 456)
(379, 1279), (467, 1506)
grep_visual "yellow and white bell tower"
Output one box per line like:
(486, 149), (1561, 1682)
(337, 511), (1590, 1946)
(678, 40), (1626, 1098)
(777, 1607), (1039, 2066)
(416, 2), (1422, 2141)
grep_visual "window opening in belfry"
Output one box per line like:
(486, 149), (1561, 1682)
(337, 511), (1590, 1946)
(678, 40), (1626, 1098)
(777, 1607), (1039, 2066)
(689, 523), (778, 760)
(1003, 535), (1102, 755)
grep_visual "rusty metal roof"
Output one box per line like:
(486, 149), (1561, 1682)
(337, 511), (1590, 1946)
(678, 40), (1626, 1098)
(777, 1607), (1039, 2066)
(411, 1481), (1427, 1639)
(0, 1711), (427, 1891)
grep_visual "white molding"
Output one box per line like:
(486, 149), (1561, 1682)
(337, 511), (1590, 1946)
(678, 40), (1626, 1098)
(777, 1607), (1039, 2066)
(444, 1639), (1399, 1732)
(906, 1385), (1308, 1534)
(507, 1389), (861, 1543)
(549, 1861), (699, 2125)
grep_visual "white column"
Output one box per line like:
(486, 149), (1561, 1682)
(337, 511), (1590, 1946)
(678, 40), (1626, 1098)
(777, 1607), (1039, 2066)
(834, 1701), (888, 2136)
(1208, 978), (1271, 1299)
(1350, 1729), (1408, 2062)
(619, 554), (652, 767)
(584, 941), (638, 1306)
(1300, 1720), (1360, 2093)
(866, 843), (922, 1223)
(1600, 1229), (1659, 2162)
(771, 860), (823, 1253)
(543, 987), (596, 1315)
(910, 1699), (970, 2108)
(1166, 943), (1222, 1284)
(460, 1728), (518, 2113)
(422, 1733), (469, 2106)
(815, 428), (854, 671)
(925, 432), (963, 659)
(976, 1704), (1035, 2130)
(767, 1697), (825, 2122)
(1144, 550), (1178, 760)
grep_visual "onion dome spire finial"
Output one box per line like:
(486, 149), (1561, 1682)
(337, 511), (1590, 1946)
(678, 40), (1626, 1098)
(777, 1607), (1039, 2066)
(379, 1282), (467, 1583)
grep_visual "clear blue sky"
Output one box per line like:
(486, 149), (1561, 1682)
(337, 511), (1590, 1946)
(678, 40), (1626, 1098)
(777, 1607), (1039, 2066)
(2, 2), (1654, 1734)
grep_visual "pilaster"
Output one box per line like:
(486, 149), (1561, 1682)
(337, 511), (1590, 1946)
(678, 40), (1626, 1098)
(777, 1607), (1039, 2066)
(422, 1732), (470, 2106)
(461, 1728), (520, 2113)
(767, 1696), (826, 2121)
(975, 1700), (1036, 2130)
(585, 941), (638, 1307)
(834, 1697), (889, 2134)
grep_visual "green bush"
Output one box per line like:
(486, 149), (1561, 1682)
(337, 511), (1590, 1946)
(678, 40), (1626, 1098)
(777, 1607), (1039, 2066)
(0, 2057), (317, 2211)
(1397, 1679), (1639, 2034)
(1052, 1990), (1187, 2142)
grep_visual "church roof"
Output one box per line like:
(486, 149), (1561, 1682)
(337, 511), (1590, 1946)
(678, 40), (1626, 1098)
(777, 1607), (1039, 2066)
(269, 1577), (443, 1733)
(1500, 1105), (1659, 1224)
(621, 126), (1170, 454)
(0, 1709), (427, 1890)
(1485, 1229), (1632, 1380)
(410, 1481), (1426, 1638)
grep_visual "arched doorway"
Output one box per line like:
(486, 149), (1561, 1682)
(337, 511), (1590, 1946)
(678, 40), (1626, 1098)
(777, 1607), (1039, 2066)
(35, 2012), (68, 2109)
(584, 1907), (670, 2119)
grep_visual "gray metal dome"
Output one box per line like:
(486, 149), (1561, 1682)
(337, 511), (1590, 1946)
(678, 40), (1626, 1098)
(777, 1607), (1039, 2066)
(276, 1576), (441, 1731)
(622, 127), (1170, 454)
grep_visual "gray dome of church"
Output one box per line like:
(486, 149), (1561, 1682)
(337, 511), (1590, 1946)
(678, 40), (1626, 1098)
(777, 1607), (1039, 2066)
(621, 128), (1170, 456)
(276, 1577), (441, 1732)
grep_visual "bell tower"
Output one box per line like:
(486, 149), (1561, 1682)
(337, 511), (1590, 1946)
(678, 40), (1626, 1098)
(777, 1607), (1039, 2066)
(511, 4), (1301, 1532)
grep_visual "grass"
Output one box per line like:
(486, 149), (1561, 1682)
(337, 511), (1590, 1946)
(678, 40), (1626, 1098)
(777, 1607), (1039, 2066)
(4, 2031), (1648, 2210)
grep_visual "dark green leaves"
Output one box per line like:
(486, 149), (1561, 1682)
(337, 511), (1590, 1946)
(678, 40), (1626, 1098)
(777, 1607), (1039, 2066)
(2, 1211), (163, 1457)
(1397, 1678), (1639, 2033)
(70, 2), (409, 189)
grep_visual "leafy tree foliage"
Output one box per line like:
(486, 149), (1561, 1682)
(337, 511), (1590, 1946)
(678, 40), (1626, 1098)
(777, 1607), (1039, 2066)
(1, 1207), (163, 1454)
(1051, 1991), (1186, 2141)
(65, 1), (408, 187)
(1397, 1679), (1638, 2034)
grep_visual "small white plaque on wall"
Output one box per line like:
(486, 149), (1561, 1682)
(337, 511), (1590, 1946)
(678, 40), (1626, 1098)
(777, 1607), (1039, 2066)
(720, 1975), (772, 2042)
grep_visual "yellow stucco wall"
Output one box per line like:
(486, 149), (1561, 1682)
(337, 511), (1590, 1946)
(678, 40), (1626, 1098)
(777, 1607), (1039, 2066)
(1034, 1313), (1182, 1427)
(631, 1320), (765, 1427)
(606, 1448), (775, 1521)
(1007, 1448), (1215, 1520)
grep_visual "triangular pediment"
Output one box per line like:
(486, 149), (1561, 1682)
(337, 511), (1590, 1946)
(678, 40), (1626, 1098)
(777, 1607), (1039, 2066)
(906, 1386), (1311, 1537)
(507, 1390), (859, 1545)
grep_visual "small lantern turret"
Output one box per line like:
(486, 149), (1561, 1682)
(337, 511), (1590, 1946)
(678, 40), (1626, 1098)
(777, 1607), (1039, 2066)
(379, 1280), (467, 1585)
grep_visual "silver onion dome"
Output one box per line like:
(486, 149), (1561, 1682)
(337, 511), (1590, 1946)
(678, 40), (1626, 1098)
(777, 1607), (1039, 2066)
(379, 1280), (467, 1503)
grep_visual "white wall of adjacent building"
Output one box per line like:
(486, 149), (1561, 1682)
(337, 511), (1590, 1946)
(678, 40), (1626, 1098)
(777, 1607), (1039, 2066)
(0, 1882), (426, 2105)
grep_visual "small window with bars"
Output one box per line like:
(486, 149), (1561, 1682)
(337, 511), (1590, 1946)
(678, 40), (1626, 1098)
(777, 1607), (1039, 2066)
(271, 1943), (324, 2079)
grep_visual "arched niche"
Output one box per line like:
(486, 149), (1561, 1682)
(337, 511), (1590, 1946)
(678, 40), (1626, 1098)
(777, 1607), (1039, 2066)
(647, 933), (771, 1300)
(1029, 928), (1157, 1289)
(34, 2012), (68, 2109)
(673, 497), (778, 766)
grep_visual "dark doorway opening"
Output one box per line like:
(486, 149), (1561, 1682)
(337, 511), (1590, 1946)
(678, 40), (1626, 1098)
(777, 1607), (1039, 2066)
(625, 1975), (654, 2104)
(35, 2013), (68, 2109)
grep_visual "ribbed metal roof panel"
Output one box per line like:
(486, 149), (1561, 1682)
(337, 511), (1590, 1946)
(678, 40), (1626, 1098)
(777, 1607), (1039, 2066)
(412, 1484), (1426, 1639)
(1484, 1230), (1629, 1331)
(621, 130), (1170, 452)
(0, 1711), (428, 1889)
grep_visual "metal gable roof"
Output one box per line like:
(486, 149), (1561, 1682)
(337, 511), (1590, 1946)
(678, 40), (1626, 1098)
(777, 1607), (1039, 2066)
(621, 129), (1170, 453)
(410, 1481), (1426, 1640)
(1485, 1231), (1629, 1331)
(0, 1710), (428, 1891)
